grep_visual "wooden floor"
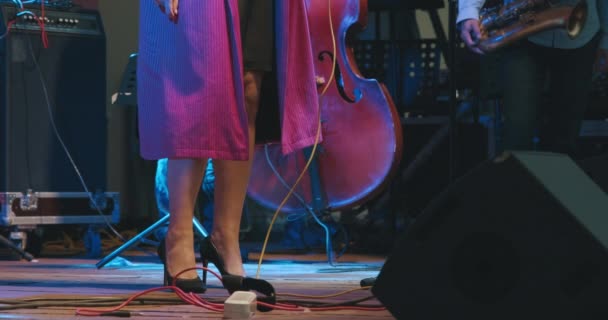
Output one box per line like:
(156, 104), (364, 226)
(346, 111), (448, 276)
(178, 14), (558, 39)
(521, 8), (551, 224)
(0, 249), (394, 319)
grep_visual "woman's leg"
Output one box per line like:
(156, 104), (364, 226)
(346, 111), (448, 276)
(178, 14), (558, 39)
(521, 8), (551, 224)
(211, 70), (263, 276)
(166, 158), (207, 279)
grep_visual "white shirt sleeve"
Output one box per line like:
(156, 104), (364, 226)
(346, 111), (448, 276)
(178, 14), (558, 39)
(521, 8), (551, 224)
(457, 0), (486, 24)
(598, 0), (608, 49)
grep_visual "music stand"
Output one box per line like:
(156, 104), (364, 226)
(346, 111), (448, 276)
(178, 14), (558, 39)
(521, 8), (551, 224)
(367, 0), (449, 67)
(365, 0), (460, 181)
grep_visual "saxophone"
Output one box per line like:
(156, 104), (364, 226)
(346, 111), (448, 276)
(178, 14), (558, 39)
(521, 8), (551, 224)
(478, 0), (588, 52)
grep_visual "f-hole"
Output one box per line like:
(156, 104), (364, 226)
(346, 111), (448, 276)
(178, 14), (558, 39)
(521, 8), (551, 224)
(318, 51), (362, 103)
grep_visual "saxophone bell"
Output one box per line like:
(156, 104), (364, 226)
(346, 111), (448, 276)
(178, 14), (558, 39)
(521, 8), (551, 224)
(477, 0), (588, 53)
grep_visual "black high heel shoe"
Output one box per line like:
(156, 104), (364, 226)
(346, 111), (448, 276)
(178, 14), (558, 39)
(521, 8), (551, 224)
(157, 238), (206, 293)
(199, 237), (276, 312)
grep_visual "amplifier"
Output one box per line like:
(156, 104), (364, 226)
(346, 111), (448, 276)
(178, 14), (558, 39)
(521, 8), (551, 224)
(0, 5), (103, 36)
(0, 5), (107, 192)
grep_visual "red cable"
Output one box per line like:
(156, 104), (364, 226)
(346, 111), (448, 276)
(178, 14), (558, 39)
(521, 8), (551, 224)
(2, 3), (48, 48)
(75, 267), (387, 315)
(75, 287), (386, 315)
(76, 266), (228, 316)
(76, 287), (384, 314)
(39, 0), (48, 48)
(76, 286), (225, 316)
(0, 19), (16, 39)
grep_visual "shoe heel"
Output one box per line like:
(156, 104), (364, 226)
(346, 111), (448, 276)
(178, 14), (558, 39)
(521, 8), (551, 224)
(199, 237), (228, 275)
(202, 258), (208, 285)
(159, 240), (169, 286)
(159, 237), (206, 293)
(163, 264), (169, 286)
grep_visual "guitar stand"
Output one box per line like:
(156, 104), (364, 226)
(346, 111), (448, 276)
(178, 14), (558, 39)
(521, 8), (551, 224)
(96, 214), (208, 269)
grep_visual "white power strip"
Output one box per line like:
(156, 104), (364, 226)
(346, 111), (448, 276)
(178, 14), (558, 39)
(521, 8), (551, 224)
(223, 291), (257, 319)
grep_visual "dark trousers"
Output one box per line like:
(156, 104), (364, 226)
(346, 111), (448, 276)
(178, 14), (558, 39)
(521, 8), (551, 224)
(238, 0), (274, 72)
(498, 33), (600, 156)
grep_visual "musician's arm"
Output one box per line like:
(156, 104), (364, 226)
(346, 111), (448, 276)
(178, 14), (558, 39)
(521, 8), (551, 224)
(457, 0), (486, 54)
(456, 0), (486, 24)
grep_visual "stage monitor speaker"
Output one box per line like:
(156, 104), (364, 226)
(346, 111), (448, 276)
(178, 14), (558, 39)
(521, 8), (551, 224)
(0, 6), (106, 192)
(372, 151), (608, 319)
(579, 154), (608, 194)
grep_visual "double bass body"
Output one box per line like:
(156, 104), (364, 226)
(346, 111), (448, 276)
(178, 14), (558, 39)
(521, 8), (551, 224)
(246, 0), (403, 213)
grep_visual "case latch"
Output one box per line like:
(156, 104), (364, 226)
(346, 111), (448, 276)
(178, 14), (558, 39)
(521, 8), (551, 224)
(89, 190), (108, 211)
(20, 189), (38, 211)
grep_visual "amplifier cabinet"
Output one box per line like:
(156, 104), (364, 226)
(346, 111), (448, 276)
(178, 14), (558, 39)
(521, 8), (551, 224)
(0, 6), (107, 192)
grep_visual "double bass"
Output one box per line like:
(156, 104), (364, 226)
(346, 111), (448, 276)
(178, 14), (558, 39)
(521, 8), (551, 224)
(247, 0), (403, 214)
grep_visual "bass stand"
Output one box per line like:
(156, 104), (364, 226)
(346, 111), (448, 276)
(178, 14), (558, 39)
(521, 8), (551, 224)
(0, 233), (35, 261)
(96, 215), (208, 269)
(301, 147), (336, 266)
(261, 144), (337, 265)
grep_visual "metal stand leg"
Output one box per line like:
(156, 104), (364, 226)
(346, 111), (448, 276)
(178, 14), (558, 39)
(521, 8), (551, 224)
(193, 217), (209, 239)
(302, 147), (336, 266)
(84, 225), (102, 258)
(96, 215), (209, 269)
(0, 233), (34, 261)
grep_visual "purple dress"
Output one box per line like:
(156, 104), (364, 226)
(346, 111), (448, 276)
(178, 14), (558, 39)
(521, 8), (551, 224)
(137, 0), (248, 160)
(137, 0), (320, 160)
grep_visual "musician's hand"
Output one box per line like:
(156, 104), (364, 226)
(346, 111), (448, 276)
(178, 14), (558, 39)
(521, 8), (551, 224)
(155, 0), (179, 23)
(594, 48), (608, 75)
(459, 19), (484, 55)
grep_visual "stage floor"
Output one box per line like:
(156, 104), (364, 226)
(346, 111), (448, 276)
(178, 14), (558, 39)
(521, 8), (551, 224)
(0, 251), (392, 319)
